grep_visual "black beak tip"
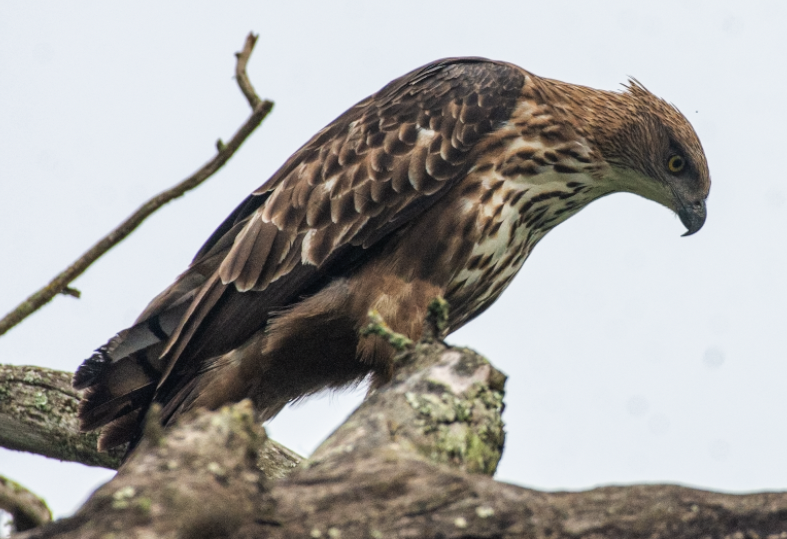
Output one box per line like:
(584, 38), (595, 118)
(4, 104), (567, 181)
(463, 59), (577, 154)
(678, 200), (707, 237)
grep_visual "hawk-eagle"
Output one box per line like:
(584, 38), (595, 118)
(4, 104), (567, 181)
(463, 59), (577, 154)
(74, 57), (710, 451)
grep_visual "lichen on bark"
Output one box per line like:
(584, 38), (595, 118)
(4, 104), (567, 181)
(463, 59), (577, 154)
(0, 364), (123, 469)
(403, 347), (506, 475)
(11, 342), (787, 539)
(308, 338), (508, 477)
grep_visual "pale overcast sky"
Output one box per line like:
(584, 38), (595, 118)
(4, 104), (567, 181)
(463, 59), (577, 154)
(1, 0), (784, 522)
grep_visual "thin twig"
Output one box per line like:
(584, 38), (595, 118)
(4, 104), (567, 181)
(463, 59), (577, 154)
(235, 33), (262, 109)
(59, 286), (81, 299)
(0, 32), (273, 337)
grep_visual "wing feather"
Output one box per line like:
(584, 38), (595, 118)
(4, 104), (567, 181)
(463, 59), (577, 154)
(77, 57), (526, 439)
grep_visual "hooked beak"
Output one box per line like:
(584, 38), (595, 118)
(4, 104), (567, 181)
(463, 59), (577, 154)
(678, 198), (706, 236)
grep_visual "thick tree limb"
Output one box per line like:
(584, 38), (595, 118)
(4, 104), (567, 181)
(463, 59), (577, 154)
(14, 400), (270, 539)
(0, 364), (123, 469)
(266, 465), (787, 539)
(15, 338), (787, 538)
(310, 340), (506, 476)
(0, 475), (51, 533)
(0, 363), (301, 477)
(0, 32), (273, 338)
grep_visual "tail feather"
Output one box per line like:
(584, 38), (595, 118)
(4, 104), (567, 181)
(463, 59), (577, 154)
(73, 301), (190, 392)
(72, 289), (197, 442)
(73, 195), (268, 452)
(79, 381), (157, 432)
(98, 410), (143, 453)
(110, 300), (191, 361)
(73, 345), (113, 390)
(74, 324), (172, 441)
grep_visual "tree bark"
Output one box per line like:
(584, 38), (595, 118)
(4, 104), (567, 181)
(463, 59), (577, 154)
(0, 364), (123, 469)
(11, 337), (787, 539)
(0, 363), (301, 479)
(0, 475), (51, 533)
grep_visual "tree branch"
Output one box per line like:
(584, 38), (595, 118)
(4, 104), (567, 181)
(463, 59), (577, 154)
(235, 33), (262, 110)
(310, 339), (507, 476)
(3, 34), (784, 538)
(0, 475), (51, 533)
(14, 340), (787, 539)
(0, 363), (302, 476)
(0, 364), (123, 469)
(0, 32), (273, 338)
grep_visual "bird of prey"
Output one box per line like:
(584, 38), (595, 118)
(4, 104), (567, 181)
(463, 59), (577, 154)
(74, 57), (710, 451)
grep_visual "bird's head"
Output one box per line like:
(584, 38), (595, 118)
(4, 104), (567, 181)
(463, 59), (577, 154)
(585, 80), (710, 236)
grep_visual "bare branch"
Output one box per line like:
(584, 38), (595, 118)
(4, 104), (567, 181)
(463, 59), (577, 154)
(0, 475), (51, 533)
(235, 33), (262, 109)
(58, 287), (81, 299)
(0, 33), (273, 337)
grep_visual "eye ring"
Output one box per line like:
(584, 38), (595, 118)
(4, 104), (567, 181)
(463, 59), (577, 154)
(667, 155), (685, 174)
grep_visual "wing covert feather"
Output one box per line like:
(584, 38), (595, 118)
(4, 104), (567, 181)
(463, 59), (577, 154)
(160, 57), (525, 392)
(219, 58), (524, 286)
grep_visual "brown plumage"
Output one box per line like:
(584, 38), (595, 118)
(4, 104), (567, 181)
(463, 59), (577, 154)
(73, 57), (710, 453)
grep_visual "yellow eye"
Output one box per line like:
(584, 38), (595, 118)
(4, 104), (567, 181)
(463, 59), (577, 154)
(667, 155), (685, 173)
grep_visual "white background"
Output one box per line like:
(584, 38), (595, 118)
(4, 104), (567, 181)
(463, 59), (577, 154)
(0, 0), (784, 524)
